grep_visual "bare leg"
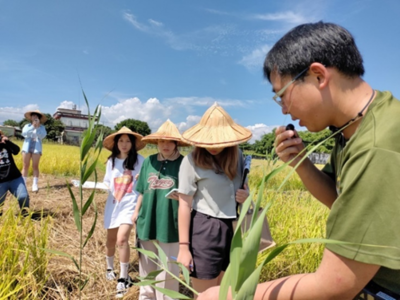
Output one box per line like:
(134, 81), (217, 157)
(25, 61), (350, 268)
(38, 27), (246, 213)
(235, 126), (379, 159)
(106, 228), (118, 257)
(31, 154), (41, 178)
(22, 152), (32, 177)
(191, 272), (224, 299)
(116, 224), (133, 263)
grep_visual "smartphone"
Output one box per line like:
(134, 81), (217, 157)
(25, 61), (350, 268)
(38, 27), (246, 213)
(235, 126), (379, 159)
(165, 188), (179, 200)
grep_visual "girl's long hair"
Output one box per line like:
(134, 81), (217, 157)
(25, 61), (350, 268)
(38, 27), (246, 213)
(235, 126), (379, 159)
(107, 134), (139, 170)
(192, 146), (239, 180)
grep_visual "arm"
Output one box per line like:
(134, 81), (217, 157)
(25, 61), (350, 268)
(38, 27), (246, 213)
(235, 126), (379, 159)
(36, 125), (47, 139)
(1, 136), (20, 155)
(103, 160), (112, 191)
(131, 193), (143, 223)
(199, 249), (379, 300)
(22, 124), (34, 138)
(177, 193), (194, 272)
(275, 126), (337, 208)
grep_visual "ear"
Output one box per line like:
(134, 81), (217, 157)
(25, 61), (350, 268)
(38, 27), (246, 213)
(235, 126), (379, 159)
(309, 63), (329, 89)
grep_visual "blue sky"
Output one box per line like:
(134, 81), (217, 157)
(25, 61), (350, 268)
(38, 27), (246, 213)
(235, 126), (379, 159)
(1, 0), (400, 143)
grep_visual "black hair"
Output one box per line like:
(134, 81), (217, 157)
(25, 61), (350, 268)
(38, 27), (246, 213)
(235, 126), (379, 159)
(107, 134), (139, 170)
(31, 113), (42, 120)
(263, 21), (365, 82)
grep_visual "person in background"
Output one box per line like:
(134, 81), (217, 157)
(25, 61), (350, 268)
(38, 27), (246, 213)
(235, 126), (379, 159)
(102, 126), (145, 298)
(132, 119), (190, 300)
(177, 103), (251, 298)
(0, 130), (29, 216)
(198, 21), (400, 300)
(21, 110), (47, 192)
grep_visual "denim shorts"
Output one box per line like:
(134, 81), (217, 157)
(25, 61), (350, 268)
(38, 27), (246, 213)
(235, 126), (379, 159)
(189, 210), (234, 279)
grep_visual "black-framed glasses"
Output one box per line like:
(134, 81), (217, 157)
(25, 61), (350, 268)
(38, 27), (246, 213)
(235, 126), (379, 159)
(272, 67), (309, 107)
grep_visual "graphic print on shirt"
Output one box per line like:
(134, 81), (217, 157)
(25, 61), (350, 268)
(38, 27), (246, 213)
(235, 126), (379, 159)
(0, 148), (11, 179)
(147, 172), (175, 190)
(113, 169), (133, 202)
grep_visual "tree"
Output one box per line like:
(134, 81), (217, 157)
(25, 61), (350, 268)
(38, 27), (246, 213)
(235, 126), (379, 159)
(3, 119), (19, 127)
(83, 124), (113, 144)
(115, 119), (151, 136)
(42, 113), (65, 141)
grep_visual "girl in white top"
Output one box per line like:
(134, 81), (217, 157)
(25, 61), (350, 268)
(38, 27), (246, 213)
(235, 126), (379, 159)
(102, 126), (145, 298)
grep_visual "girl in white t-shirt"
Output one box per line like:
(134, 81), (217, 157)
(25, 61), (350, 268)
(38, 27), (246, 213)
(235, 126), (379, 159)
(102, 126), (145, 298)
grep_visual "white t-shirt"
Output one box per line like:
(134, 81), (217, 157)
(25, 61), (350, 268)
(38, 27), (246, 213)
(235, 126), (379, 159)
(103, 155), (144, 229)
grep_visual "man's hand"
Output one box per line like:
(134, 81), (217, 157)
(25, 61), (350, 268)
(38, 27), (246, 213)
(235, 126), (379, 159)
(275, 125), (305, 167)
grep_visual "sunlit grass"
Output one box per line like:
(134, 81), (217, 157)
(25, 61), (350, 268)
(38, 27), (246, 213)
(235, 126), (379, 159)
(0, 205), (51, 299)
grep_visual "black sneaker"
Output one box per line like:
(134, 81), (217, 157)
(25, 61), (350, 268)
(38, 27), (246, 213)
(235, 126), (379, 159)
(115, 276), (133, 298)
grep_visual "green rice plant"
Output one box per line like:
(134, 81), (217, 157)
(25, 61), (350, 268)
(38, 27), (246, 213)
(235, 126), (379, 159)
(135, 243), (198, 299)
(60, 90), (104, 298)
(0, 204), (51, 299)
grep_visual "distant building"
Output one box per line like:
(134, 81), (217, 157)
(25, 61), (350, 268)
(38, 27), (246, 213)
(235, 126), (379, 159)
(0, 125), (22, 138)
(53, 105), (91, 145)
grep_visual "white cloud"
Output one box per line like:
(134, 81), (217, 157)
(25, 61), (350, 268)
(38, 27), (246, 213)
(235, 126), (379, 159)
(177, 115), (202, 133)
(246, 123), (278, 143)
(165, 96), (246, 108)
(238, 44), (270, 70)
(0, 104), (40, 124)
(100, 97), (175, 132)
(252, 11), (308, 24)
(148, 19), (163, 27)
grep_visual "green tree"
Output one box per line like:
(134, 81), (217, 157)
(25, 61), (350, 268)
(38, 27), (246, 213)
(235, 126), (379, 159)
(115, 119), (151, 136)
(239, 142), (253, 151)
(83, 124), (113, 143)
(2, 119), (19, 127)
(298, 128), (335, 153)
(252, 129), (276, 156)
(43, 113), (65, 141)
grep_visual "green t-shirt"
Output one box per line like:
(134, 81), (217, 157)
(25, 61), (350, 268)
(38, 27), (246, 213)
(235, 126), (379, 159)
(135, 154), (182, 243)
(323, 91), (400, 294)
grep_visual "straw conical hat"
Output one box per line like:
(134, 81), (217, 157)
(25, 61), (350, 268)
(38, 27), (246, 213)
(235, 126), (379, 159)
(103, 126), (146, 151)
(182, 103), (252, 148)
(142, 119), (190, 147)
(24, 110), (47, 124)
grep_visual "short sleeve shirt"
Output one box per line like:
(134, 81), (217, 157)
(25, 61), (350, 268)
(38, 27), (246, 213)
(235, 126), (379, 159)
(135, 154), (183, 243)
(178, 151), (244, 219)
(323, 91), (400, 293)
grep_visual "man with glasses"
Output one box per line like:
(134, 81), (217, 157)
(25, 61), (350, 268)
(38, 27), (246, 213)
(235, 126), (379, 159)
(198, 22), (400, 300)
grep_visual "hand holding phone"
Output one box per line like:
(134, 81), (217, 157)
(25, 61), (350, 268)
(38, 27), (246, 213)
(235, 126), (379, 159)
(165, 188), (179, 200)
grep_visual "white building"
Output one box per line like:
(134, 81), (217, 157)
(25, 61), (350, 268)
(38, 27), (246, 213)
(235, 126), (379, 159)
(53, 106), (90, 145)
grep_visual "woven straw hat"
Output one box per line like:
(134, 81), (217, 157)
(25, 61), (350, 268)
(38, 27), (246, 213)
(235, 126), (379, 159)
(24, 110), (47, 124)
(182, 103), (252, 148)
(103, 126), (146, 151)
(142, 119), (190, 147)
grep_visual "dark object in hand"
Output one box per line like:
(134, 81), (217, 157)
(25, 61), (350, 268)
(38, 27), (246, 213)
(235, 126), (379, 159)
(285, 124), (296, 139)
(286, 124), (295, 131)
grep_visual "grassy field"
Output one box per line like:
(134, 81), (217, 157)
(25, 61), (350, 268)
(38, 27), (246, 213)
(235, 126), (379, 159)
(1, 142), (329, 299)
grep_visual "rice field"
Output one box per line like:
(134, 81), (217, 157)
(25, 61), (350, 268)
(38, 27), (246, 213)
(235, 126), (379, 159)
(1, 141), (329, 299)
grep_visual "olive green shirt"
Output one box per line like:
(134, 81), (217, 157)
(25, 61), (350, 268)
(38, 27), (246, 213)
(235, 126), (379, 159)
(323, 91), (400, 293)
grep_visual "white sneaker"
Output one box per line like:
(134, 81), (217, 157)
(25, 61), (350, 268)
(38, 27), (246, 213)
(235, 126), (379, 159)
(106, 269), (117, 281)
(115, 277), (133, 298)
(32, 183), (38, 192)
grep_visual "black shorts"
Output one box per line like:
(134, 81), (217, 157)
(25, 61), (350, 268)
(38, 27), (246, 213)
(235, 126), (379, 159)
(189, 210), (234, 279)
